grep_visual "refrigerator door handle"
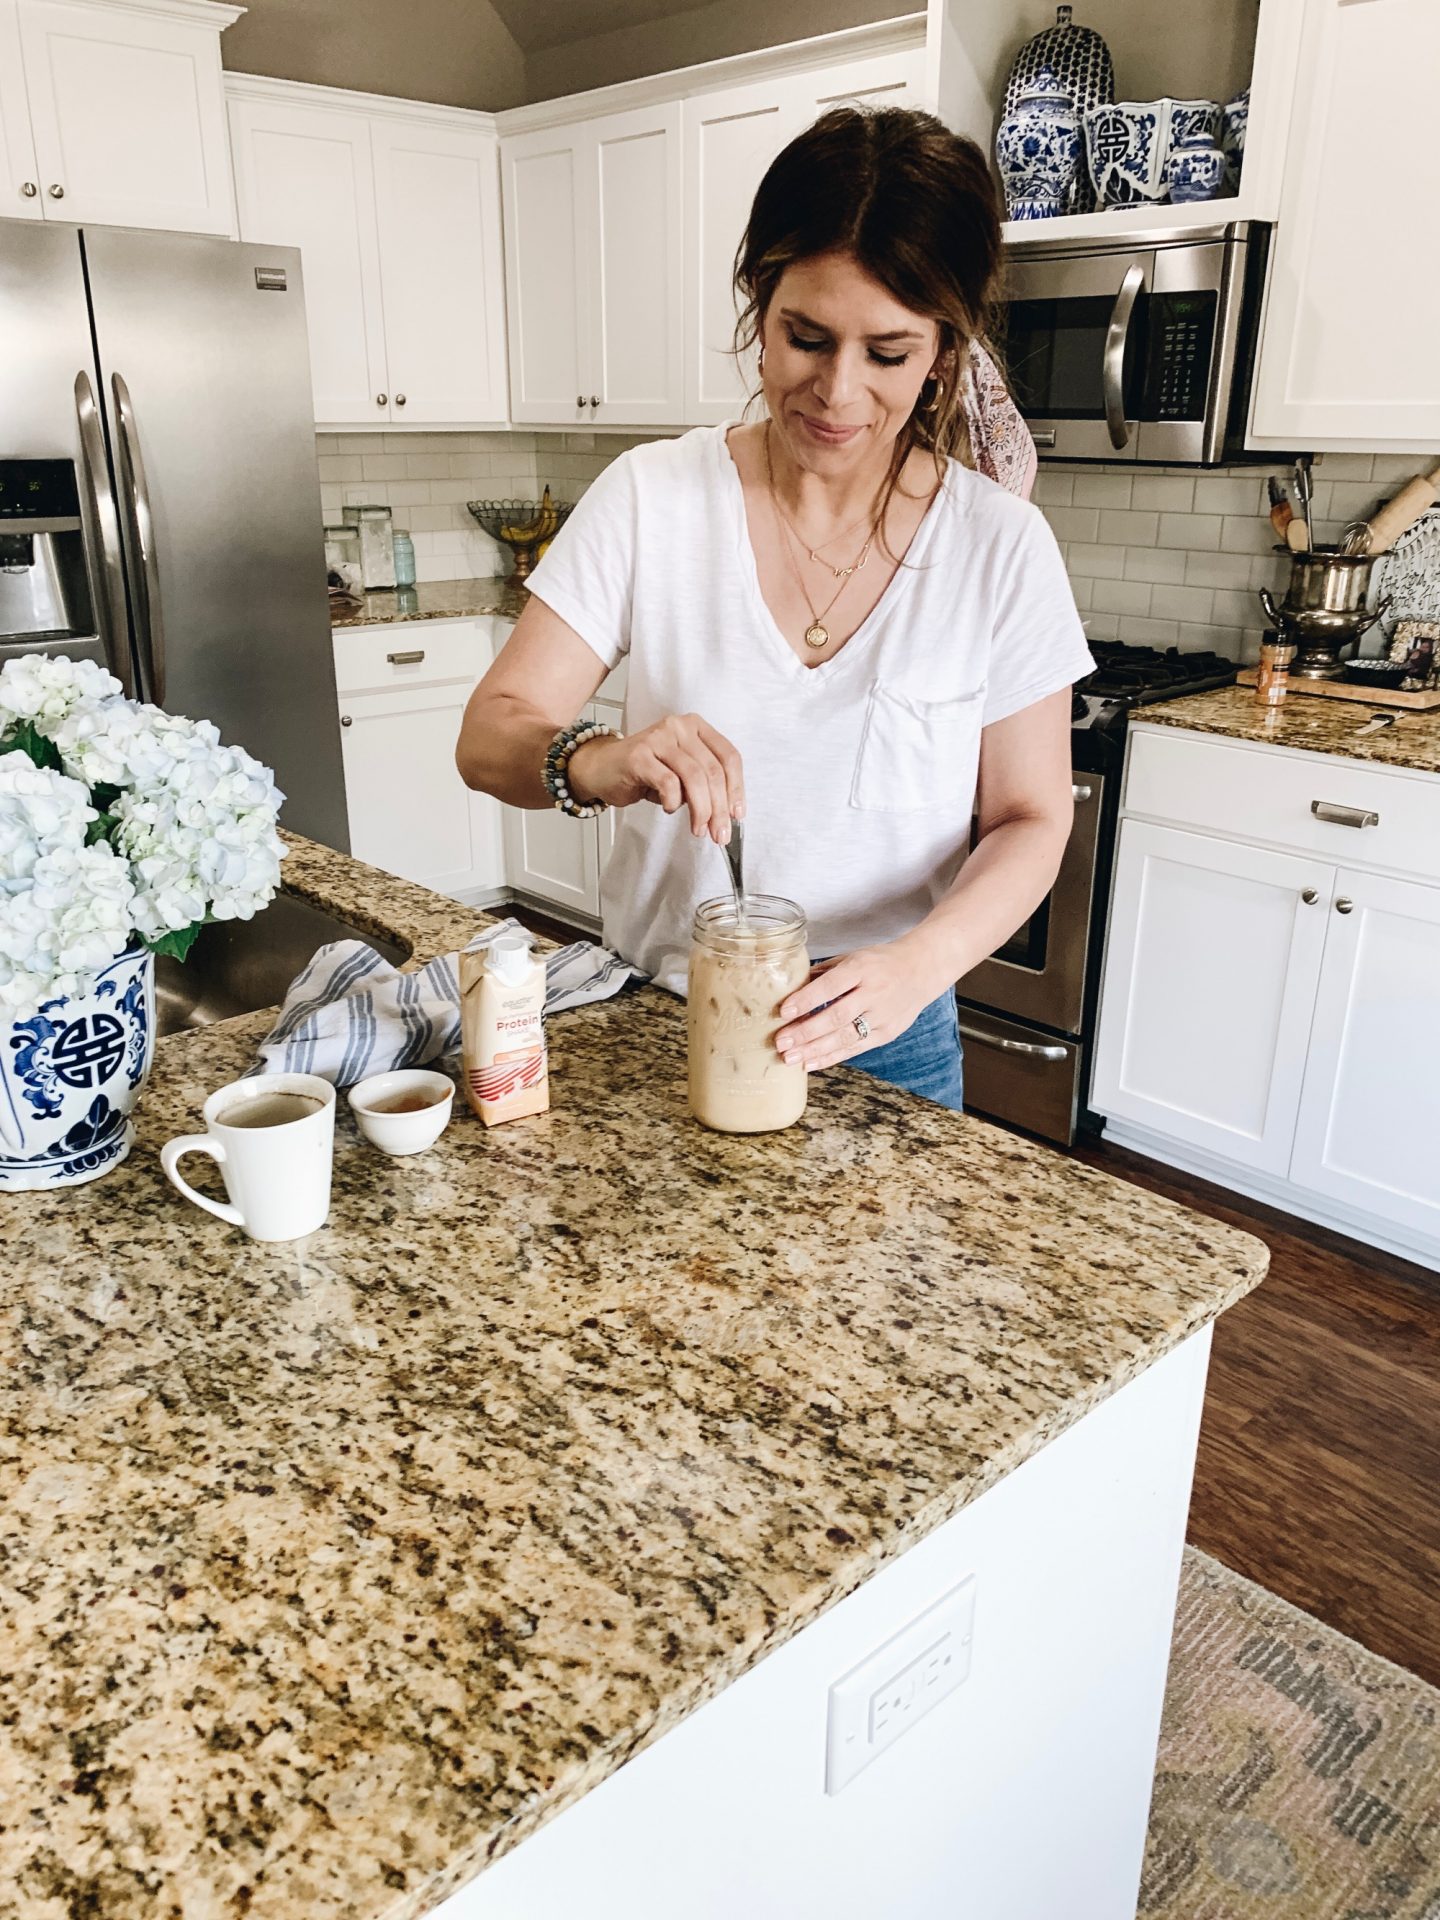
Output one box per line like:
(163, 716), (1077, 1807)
(111, 372), (166, 706)
(74, 370), (134, 698)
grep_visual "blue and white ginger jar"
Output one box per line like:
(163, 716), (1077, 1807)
(1221, 88), (1249, 195)
(0, 945), (155, 1191)
(996, 66), (1082, 222)
(1165, 101), (1227, 204)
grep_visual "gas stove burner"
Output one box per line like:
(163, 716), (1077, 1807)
(1079, 642), (1238, 707)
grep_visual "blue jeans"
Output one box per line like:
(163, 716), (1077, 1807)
(849, 991), (965, 1110)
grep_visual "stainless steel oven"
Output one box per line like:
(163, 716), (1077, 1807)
(957, 774), (1107, 1146)
(1002, 220), (1270, 465)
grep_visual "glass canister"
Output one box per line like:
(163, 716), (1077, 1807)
(323, 523), (362, 596)
(392, 527), (416, 588)
(687, 895), (809, 1134)
(342, 503), (397, 589)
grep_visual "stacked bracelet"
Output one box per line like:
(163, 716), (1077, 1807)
(543, 718), (622, 819)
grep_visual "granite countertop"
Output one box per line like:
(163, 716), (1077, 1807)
(1138, 685), (1440, 776)
(0, 836), (1268, 1920)
(331, 578), (528, 630)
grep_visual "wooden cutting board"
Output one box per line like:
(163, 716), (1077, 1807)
(1236, 668), (1440, 710)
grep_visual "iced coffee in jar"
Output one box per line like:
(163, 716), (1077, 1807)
(688, 895), (809, 1134)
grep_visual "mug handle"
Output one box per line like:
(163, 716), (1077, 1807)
(160, 1134), (245, 1228)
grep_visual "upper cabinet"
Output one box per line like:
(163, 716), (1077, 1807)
(502, 29), (926, 430)
(1, 0), (238, 234)
(1248, 0), (1440, 450)
(227, 78), (508, 430)
(502, 102), (683, 429)
(682, 45), (925, 425)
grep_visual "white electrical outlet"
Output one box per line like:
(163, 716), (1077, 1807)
(825, 1576), (976, 1794)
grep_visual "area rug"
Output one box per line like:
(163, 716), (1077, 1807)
(1144, 1549), (1440, 1918)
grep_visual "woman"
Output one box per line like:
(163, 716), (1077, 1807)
(456, 107), (1091, 1110)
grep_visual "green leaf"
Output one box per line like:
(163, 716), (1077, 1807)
(144, 922), (205, 963)
(90, 783), (123, 813)
(84, 811), (119, 847)
(1, 720), (63, 772)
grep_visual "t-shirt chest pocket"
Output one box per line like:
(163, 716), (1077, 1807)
(850, 682), (987, 814)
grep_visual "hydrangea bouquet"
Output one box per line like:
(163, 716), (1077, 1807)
(0, 654), (285, 1019)
(0, 655), (285, 1189)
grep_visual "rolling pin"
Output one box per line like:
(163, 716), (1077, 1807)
(1367, 462), (1440, 553)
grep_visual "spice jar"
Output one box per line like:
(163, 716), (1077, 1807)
(688, 895), (809, 1134)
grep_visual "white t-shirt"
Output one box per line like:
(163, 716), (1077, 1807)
(527, 424), (1092, 995)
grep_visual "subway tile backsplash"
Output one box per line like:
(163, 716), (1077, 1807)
(317, 434), (1438, 650)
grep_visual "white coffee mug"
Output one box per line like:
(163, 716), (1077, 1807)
(160, 1072), (336, 1241)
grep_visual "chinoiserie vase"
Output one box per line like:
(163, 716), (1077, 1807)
(1084, 98), (1172, 207)
(1221, 88), (1249, 195)
(996, 67), (1082, 222)
(0, 945), (156, 1191)
(1164, 99), (1226, 203)
(1001, 4), (1115, 214)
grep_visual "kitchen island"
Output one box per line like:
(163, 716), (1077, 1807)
(0, 840), (1267, 1920)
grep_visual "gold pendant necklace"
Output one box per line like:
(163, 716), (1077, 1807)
(765, 423), (881, 650)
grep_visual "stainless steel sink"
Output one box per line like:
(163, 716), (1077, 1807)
(155, 893), (410, 1037)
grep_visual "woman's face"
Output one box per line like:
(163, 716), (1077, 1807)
(760, 251), (943, 473)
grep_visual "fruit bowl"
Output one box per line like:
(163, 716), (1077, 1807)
(467, 487), (571, 581)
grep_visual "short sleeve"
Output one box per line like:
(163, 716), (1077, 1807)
(525, 452), (639, 672)
(983, 507), (1093, 727)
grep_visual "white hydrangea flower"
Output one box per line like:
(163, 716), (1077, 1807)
(0, 655), (122, 735)
(0, 749), (137, 1017)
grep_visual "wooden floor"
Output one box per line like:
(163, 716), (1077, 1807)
(1076, 1137), (1440, 1690)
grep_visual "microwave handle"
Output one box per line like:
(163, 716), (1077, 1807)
(1103, 263), (1144, 451)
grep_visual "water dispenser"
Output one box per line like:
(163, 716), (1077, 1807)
(0, 458), (96, 651)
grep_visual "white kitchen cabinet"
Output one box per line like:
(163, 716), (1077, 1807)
(504, 804), (602, 924)
(1250, 0), (1440, 449)
(0, 0), (41, 219)
(9, 0), (237, 234)
(681, 47), (924, 424)
(227, 77), (508, 429)
(369, 116), (507, 426)
(1289, 869), (1440, 1242)
(1091, 819), (1333, 1175)
(501, 103), (682, 429)
(1097, 724), (1440, 1271)
(227, 94), (389, 425)
(335, 619), (505, 902)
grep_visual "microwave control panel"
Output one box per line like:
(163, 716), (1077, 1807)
(1143, 292), (1218, 421)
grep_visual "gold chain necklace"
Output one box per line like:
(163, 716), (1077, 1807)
(764, 424), (883, 649)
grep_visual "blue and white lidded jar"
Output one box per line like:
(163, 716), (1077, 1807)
(996, 66), (1082, 222)
(1165, 101), (1227, 204)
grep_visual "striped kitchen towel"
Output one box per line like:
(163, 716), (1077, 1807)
(251, 920), (644, 1086)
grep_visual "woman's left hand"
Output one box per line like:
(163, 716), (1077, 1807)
(775, 939), (941, 1072)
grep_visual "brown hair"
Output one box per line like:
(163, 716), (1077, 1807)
(733, 105), (1003, 482)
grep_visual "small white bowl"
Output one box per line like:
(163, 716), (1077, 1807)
(347, 1068), (455, 1156)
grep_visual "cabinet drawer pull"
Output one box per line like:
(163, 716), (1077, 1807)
(1311, 799), (1379, 829)
(1335, 897), (1354, 914)
(957, 1022), (1068, 1062)
(387, 648), (425, 665)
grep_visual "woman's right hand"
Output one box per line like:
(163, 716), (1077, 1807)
(567, 713), (744, 843)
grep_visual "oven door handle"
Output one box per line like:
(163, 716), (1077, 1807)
(958, 1023), (1069, 1063)
(1102, 263), (1144, 451)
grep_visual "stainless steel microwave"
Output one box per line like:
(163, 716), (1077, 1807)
(1001, 220), (1270, 465)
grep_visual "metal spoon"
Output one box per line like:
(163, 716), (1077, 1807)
(720, 818), (746, 919)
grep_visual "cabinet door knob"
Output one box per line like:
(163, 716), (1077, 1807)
(589, 394), (600, 408)
(1335, 897), (1354, 914)
(48, 183), (64, 199)
(376, 393), (387, 407)
(1301, 887), (1318, 905)
(395, 393), (406, 407)
(576, 394), (586, 408)
(21, 181), (37, 198)
(340, 714), (353, 727)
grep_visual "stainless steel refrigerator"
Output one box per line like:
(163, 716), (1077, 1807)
(0, 217), (349, 849)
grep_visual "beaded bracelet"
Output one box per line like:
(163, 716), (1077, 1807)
(543, 718), (622, 819)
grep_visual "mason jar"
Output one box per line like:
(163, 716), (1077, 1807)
(687, 895), (809, 1134)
